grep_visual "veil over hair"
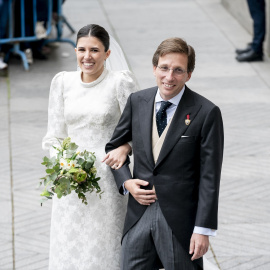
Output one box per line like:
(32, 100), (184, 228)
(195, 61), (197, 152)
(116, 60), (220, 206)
(106, 34), (130, 71)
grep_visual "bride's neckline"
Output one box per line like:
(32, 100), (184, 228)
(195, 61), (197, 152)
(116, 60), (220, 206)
(79, 68), (109, 88)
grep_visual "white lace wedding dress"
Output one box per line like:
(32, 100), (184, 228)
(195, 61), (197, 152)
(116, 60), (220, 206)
(42, 68), (138, 270)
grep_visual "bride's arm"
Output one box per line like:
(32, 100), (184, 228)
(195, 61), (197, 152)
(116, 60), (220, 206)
(102, 143), (131, 169)
(103, 70), (137, 169)
(42, 72), (68, 157)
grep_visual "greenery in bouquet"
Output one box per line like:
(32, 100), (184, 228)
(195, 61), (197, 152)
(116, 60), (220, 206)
(39, 137), (102, 205)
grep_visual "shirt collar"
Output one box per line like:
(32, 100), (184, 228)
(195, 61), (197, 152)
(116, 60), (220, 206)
(155, 85), (185, 106)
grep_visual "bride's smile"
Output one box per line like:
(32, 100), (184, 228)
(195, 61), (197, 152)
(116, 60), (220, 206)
(75, 36), (111, 83)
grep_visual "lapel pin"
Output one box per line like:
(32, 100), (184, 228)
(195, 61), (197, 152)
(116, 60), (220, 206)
(185, 114), (191, 125)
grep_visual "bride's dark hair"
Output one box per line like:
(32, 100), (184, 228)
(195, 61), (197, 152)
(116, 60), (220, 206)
(76, 24), (110, 52)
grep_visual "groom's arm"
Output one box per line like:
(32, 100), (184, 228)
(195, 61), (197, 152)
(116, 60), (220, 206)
(105, 94), (133, 194)
(189, 105), (223, 261)
(196, 105), (224, 229)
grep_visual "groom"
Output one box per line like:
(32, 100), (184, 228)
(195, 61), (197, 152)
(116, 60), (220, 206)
(106, 37), (224, 269)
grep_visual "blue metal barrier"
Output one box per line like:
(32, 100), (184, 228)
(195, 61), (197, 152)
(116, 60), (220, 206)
(45, 0), (76, 47)
(0, 0), (76, 70)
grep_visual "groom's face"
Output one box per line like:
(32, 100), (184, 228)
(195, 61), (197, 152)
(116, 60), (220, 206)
(153, 53), (192, 101)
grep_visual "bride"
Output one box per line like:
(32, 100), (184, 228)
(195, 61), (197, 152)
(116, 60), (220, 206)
(42, 24), (138, 270)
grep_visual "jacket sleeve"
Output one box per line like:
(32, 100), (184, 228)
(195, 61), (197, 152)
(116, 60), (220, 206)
(105, 93), (134, 194)
(195, 105), (224, 229)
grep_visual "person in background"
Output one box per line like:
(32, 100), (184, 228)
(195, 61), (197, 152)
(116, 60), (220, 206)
(0, 0), (8, 70)
(236, 0), (265, 62)
(14, 0), (66, 64)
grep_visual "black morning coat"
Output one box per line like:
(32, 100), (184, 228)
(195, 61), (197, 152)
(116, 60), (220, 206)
(105, 86), (224, 269)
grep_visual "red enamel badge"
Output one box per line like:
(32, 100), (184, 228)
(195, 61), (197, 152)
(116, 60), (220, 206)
(185, 114), (191, 125)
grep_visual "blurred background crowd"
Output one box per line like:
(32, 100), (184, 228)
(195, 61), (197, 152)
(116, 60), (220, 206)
(0, 0), (67, 71)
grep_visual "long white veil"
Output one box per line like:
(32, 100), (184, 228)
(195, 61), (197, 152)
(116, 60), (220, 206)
(106, 34), (130, 71)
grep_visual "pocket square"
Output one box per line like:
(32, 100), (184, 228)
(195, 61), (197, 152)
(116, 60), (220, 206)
(181, 135), (189, 138)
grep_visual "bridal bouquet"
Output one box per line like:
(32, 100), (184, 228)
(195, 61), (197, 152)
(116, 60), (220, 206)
(39, 137), (102, 205)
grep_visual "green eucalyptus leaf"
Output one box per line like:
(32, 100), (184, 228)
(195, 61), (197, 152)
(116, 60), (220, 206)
(68, 142), (78, 151)
(40, 189), (51, 197)
(53, 164), (61, 172)
(85, 161), (94, 170)
(50, 172), (58, 181)
(46, 168), (55, 174)
(65, 149), (75, 158)
(76, 158), (85, 166)
(57, 177), (71, 194)
(43, 156), (50, 163)
(55, 187), (63, 198)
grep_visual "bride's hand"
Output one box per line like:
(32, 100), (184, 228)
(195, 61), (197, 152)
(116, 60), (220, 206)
(102, 143), (131, 169)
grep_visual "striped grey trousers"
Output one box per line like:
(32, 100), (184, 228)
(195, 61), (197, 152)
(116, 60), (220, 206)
(121, 201), (200, 270)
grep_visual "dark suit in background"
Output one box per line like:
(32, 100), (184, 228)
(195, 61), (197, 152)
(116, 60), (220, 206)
(236, 0), (265, 61)
(247, 0), (266, 55)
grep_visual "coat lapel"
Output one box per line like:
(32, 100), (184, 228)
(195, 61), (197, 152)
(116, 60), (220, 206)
(138, 87), (157, 168)
(155, 87), (202, 169)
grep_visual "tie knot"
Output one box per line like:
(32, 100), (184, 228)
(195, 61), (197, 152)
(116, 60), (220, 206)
(160, 101), (172, 111)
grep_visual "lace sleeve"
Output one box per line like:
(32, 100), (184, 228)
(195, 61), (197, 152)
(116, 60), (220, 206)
(116, 70), (139, 113)
(42, 72), (68, 156)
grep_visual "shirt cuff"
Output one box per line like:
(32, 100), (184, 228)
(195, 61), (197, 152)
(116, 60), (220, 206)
(193, 226), (217, 236)
(122, 182), (129, 195)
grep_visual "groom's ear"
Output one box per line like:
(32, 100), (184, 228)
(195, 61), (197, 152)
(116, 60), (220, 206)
(153, 65), (157, 76)
(186, 71), (192, 82)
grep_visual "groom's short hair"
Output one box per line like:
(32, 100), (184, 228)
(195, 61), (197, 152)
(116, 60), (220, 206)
(152, 38), (195, 73)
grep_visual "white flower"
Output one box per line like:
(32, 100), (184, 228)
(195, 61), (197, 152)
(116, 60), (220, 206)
(66, 160), (78, 170)
(60, 158), (68, 170)
(70, 160), (78, 168)
(65, 160), (78, 170)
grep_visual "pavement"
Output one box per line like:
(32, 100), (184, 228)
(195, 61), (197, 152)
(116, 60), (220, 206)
(1, 0), (270, 269)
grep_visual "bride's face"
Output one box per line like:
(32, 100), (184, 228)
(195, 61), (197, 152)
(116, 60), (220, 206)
(75, 36), (111, 83)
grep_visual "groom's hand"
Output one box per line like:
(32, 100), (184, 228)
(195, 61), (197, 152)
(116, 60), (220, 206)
(189, 233), (209, 261)
(124, 179), (157, 205)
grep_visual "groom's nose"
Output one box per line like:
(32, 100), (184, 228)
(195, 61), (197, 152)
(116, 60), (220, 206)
(165, 70), (174, 81)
